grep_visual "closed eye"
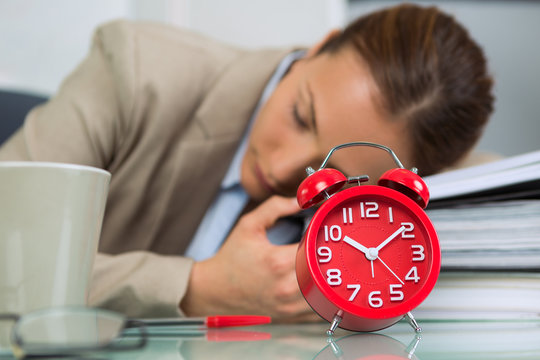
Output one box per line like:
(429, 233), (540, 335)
(292, 103), (309, 130)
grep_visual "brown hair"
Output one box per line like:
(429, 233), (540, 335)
(319, 3), (494, 175)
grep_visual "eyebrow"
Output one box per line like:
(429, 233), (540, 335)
(305, 83), (318, 135)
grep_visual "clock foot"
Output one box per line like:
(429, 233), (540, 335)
(406, 312), (422, 333)
(326, 312), (343, 336)
(326, 336), (344, 357)
(405, 333), (422, 359)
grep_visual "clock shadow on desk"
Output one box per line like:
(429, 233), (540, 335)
(314, 332), (420, 360)
(174, 324), (420, 360)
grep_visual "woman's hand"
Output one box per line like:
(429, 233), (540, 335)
(180, 196), (320, 323)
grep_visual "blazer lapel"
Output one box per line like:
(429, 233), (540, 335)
(154, 47), (295, 254)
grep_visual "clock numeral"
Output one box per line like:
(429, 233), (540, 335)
(326, 269), (342, 286)
(360, 202), (379, 219)
(368, 291), (383, 308)
(342, 207), (353, 224)
(401, 222), (415, 239)
(347, 284), (361, 301)
(324, 225), (342, 242)
(411, 245), (425, 262)
(388, 206), (394, 224)
(405, 266), (420, 283)
(317, 246), (332, 263)
(389, 284), (404, 301)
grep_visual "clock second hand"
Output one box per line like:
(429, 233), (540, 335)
(343, 235), (405, 284)
(377, 255), (404, 285)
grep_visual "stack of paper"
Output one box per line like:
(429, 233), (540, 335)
(423, 149), (540, 270)
(425, 149), (540, 204)
(416, 272), (540, 321)
(427, 200), (540, 269)
(417, 149), (540, 320)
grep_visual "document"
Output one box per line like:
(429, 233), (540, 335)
(425, 149), (540, 204)
(418, 149), (540, 320)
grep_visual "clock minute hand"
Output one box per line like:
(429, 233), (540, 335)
(375, 225), (406, 252)
(343, 236), (370, 256)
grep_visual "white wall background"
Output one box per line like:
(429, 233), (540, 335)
(0, 0), (538, 156)
(0, 0), (344, 95)
(0, 1), (129, 95)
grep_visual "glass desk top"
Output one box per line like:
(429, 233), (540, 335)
(104, 319), (540, 360)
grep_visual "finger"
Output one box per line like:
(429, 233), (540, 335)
(272, 300), (322, 324)
(282, 310), (323, 324)
(290, 312), (323, 324)
(249, 196), (301, 229)
(272, 265), (302, 300)
(275, 242), (300, 256)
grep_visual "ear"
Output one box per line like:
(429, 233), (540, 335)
(305, 29), (342, 57)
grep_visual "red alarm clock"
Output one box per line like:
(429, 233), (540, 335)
(296, 142), (440, 334)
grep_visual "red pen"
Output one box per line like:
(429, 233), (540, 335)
(125, 316), (272, 341)
(137, 315), (271, 328)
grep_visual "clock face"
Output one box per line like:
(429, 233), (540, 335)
(302, 185), (440, 321)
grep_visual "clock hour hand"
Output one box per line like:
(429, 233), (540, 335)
(375, 225), (406, 252)
(343, 236), (370, 256)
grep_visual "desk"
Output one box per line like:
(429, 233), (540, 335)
(105, 320), (540, 359)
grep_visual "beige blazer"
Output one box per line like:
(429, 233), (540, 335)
(0, 20), (292, 317)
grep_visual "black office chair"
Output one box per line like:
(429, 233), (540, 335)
(0, 89), (48, 145)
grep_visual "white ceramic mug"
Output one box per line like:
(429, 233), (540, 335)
(0, 162), (110, 352)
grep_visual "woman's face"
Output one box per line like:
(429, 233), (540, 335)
(241, 46), (411, 202)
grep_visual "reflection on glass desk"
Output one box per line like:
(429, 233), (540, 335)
(103, 319), (540, 360)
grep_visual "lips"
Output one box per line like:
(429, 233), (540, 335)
(254, 163), (277, 195)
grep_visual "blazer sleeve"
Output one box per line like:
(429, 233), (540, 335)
(0, 21), (199, 317)
(90, 252), (193, 317)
